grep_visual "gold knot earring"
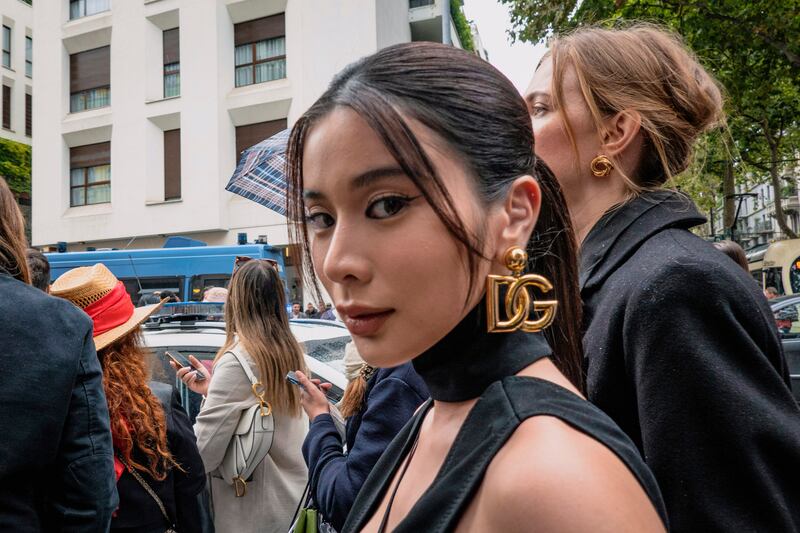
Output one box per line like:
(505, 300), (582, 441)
(590, 155), (614, 177)
(486, 247), (558, 333)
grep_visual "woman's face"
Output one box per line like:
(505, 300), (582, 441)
(301, 108), (506, 367)
(525, 57), (600, 210)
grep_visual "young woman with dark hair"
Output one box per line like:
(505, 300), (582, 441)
(287, 42), (667, 532)
(526, 24), (800, 532)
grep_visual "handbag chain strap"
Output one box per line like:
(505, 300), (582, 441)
(117, 454), (176, 531)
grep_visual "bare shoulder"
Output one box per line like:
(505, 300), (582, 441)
(465, 416), (665, 533)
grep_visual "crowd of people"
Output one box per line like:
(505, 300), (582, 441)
(1, 21), (799, 533)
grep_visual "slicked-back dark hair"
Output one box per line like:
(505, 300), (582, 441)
(286, 42), (584, 390)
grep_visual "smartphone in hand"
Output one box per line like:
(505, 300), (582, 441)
(286, 371), (337, 403)
(166, 351), (206, 381)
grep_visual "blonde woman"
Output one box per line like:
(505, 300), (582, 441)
(174, 260), (308, 533)
(526, 24), (800, 531)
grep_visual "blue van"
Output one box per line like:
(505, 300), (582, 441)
(47, 238), (286, 304)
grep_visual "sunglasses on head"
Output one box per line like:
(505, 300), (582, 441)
(234, 256), (279, 272)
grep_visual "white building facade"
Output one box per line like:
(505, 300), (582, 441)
(1, 0), (32, 147)
(708, 178), (800, 249)
(32, 0), (469, 252)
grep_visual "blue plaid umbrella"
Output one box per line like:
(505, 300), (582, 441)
(225, 128), (290, 216)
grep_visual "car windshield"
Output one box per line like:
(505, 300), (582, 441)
(143, 319), (350, 421)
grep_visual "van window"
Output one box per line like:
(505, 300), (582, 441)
(764, 268), (785, 295)
(790, 258), (800, 294)
(751, 269), (763, 288)
(190, 274), (231, 301)
(121, 276), (185, 305)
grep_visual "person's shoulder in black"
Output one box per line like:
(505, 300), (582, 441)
(0, 274), (117, 532)
(581, 192), (800, 532)
(112, 384), (209, 532)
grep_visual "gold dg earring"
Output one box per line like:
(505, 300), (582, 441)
(486, 247), (558, 333)
(590, 155), (614, 177)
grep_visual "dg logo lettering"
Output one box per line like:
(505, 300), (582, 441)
(486, 247), (558, 333)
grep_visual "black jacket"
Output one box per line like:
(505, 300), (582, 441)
(0, 273), (118, 532)
(302, 363), (429, 531)
(581, 191), (800, 532)
(111, 383), (209, 533)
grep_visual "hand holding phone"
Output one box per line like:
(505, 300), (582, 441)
(288, 370), (335, 421)
(166, 351), (206, 381)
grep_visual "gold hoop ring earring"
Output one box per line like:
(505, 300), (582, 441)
(486, 247), (558, 333)
(590, 155), (614, 177)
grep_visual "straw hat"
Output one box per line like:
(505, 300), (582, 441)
(51, 263), (164, 351)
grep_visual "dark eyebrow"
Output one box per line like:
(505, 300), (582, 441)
(302, 166), (407, 200)
(349, 166), (407, 191)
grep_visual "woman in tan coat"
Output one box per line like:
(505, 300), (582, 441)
(174, 260), (308, 533)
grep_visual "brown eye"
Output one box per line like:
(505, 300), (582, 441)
(306, 212), (335, 230)
(366, 196), (411, 219)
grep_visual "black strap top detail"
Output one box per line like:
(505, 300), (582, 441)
(412, 298), (552, 402)
(342, 376), (669, 532)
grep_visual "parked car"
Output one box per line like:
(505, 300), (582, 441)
(769, 295), (800, 401)
(143, 303), (350, 421)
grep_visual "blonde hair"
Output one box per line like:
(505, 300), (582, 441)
(0, 177), (30, 284)
(216, 260), (306, 415)
(547, 23), (724, 192)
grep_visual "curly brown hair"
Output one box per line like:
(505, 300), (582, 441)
(99, 330), (176, 480)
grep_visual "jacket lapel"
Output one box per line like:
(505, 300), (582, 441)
(579, 191), (706, 293)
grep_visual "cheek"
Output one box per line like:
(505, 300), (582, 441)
(351, 213), (474, 367)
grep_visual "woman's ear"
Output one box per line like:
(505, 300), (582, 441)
(493, 176), (541, 264)
(601, 110), (642, 157)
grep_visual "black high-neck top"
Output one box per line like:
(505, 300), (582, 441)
(341, 302), (669, 532)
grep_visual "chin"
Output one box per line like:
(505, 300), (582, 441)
(351, 336), (413, 369)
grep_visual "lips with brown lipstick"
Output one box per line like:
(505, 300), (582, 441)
(337, 304), (395, 336)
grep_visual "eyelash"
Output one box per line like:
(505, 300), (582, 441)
(366, 194), (419, 220)
(304, 194), (420, 232)
(530, 104), (548, 117)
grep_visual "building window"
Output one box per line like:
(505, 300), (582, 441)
(69, 0), (110, 20)
(2, 26), (11, 69)
(163, 28), (179, 98)
(70, 46), (110, 113)
(25, 36), (31, 77)
(233, 14), (286, 88)
(164, 129), (181, 200)
(25, 93), (31, 136)
(70, 142), (111, 206)
(235, 119), (286, 159)
(2, 85), (10, 130)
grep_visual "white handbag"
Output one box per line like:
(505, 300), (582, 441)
(215, 349), (275, 497)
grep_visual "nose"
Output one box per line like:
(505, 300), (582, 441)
(321, 220), (372, 287)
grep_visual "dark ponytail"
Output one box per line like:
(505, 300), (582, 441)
(287, 42), (584, 391)
(528, 159), (583, 389)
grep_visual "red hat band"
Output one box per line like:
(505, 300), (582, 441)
(82, 281), (135, 336)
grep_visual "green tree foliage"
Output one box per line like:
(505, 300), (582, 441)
(0, 138), (32, 195)
(451, 0), (475, 51)
(499, 0), (800, 240)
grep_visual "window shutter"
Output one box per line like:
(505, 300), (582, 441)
(70, 46), (110, 93)
(2, 86), (10, 130)
(235, 119), (287, 158)
(25, 93), (31, 136)
(164, 129), (181, 200)
(70, 141), (111, 168)
(234, 14), (285, 46)
(163, 28), (179, 65)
